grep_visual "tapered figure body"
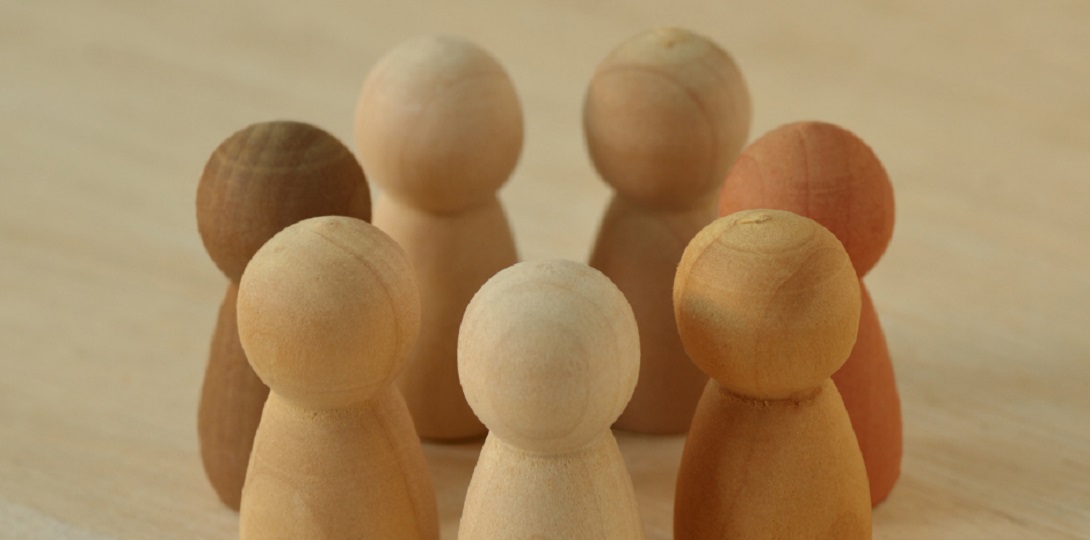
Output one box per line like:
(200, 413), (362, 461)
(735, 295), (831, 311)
(718, 121), (901, 505)
(673, 210), (871, 539)
(584, 27), (751, 434)
(236, 216), (438, 539)
(355, 35), (522, 440)
(195, 121), (370, 510)
(457, 260), (645, 539)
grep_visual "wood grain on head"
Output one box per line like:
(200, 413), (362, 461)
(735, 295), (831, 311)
(673, 210), (860, 400)
(458, 260), (639, 453)
(718, 121), (894, 276)
(355, 35), (523, 214)
(236, 216), (420, 410)
(196, 121), (371, 282)
(584, 27), (751, 210)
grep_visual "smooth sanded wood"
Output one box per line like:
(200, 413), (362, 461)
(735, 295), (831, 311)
(673, 210), (871, 538)
(457, 260), (644, 539)
(718, 121), (901, 505)
(194, 121), (371, 510)
(194, 283), (265, 512)
(235, 216), (438, 539)
(679, 382), (873, 539)
(355, 35), (522, 441)
(584, 27), (751, 434)
(4, 3), (1090, 539)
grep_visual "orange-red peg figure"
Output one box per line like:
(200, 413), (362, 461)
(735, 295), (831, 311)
(673, 210), (871, 539)
(355, 35), (522, 440)
(237, 216), (438, 539)
(584, 27), (751, 434)
(457, 260), (645, 539)
(718, 121), (900, 505)
(195, 121), (371, 510)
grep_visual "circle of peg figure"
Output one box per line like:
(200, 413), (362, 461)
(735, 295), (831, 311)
(194, 120), (371, 510)
(235, 216), (438, 539)
(355, 34), (522, 440)
(584, 26), (752, 434)
(718, 121), (901, 505)
(673, 210), (872, 539)
(187, 27), (900, 538)
(457, 260), (645, 539)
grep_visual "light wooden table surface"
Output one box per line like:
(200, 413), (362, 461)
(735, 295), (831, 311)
(2, 1), (1088, 538)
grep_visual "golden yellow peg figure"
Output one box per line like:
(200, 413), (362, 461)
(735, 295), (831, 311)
(673, 210), (871, 539)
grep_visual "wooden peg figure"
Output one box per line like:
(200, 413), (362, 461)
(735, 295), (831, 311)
(457, 260), (645, 539)
(355, 35), (522, 440)
(195, 121), (371, 510)
(673, 210), (871, 539)
(584, 27), (751, 434)
(718, 121), (901, 505)
(236, 216), (438, 539)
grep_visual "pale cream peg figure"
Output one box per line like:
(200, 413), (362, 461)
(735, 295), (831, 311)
(236, 216), (438, 539)
(355, 35), (522, 440)
(195, 121), (371, 510)
(457, 260), (645, 539)
(584, 27), (752, 434)
(673, 210), (871, 539)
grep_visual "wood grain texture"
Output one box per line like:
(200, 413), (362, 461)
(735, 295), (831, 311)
(195, 120), (370, 510)
(195, 283), (267, 511)
(355, 35), (522, 441)
(457, 260), (644, 538)
(236, 216), (438, 539)
(1, 1), (1088, 538)
(678, 381), (871, 540)
(585, 27), (751, 434)
(673, 210), (870, 538)
(718, 122), (902, 505)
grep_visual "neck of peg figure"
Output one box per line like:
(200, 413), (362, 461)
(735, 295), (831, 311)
(713, 379), (828, 408)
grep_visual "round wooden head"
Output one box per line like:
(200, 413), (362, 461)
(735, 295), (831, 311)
(236, 216), (420, 410)
(674, 210), (861, 400)
(355, 35), (524, 214)
(458, 260), (639, 453)
(584, 27), (751, 210)
(196, 121), (371, 282)
(718, 121), (895, 276)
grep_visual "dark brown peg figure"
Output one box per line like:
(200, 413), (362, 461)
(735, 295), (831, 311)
(583, 27), (752, 434)
(717, 121), (900, 506)
(195, 120), (371, 510)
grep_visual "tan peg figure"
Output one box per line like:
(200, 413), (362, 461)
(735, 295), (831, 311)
(717, 121), (900, 506)
(236, 216), (438, 539)
(583, 27), (752, 434)
(195, 120), (371, 510)
(457, 260), (645, 540)
(355, 35), (522, 440)
(673, 210), (871, 539)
